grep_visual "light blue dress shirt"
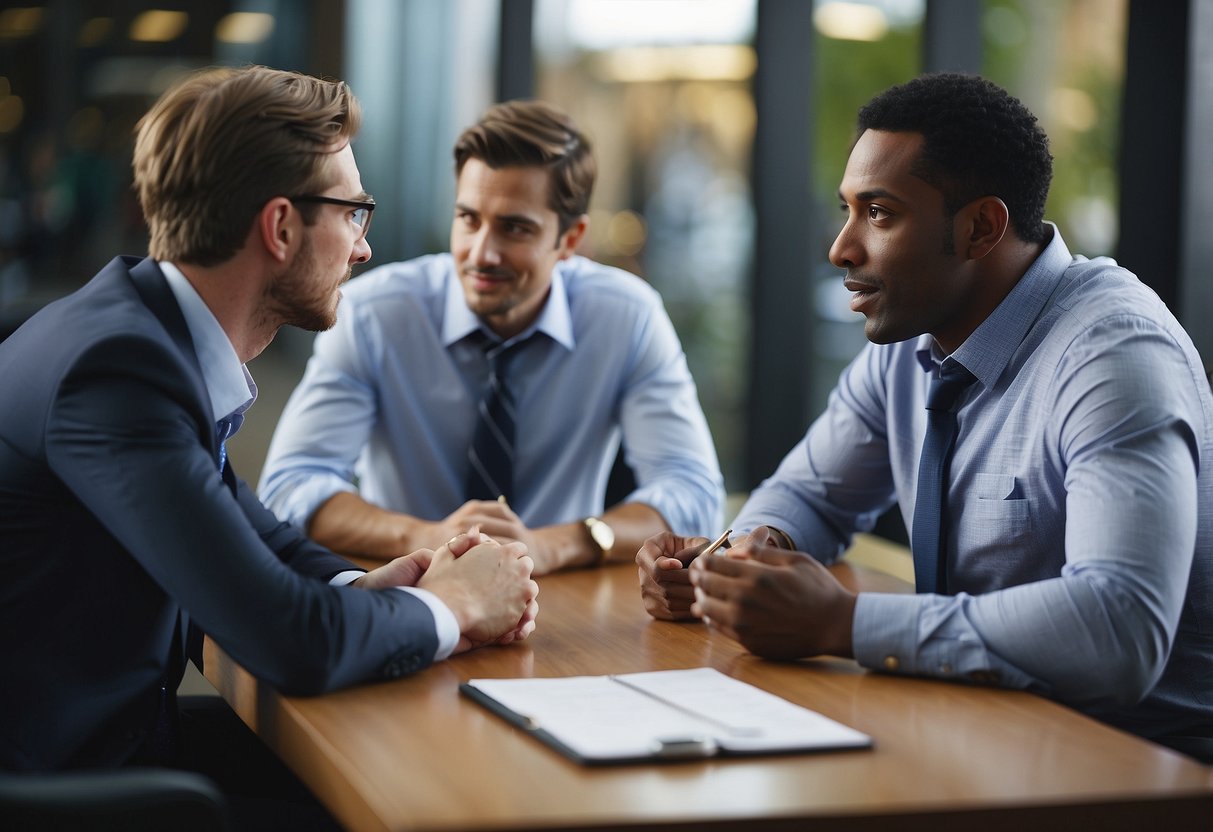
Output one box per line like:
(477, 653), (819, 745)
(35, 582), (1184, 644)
(734, 227), (1212, 740)
(258, 253), (724, 537)
(159, 262), (459, 660)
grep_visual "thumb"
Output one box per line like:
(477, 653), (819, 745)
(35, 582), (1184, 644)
(443, 525), (483, 560)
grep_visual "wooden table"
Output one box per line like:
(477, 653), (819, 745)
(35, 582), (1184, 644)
(205, 536), (1213, 831)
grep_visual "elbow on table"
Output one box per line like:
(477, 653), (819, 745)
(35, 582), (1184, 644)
(1062, 613), (1172, 709)
(249, 647), (343, 698)
(1087, 651), (1167, 709)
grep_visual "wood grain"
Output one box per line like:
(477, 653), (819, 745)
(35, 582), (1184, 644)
(205, 537), (1213, 831)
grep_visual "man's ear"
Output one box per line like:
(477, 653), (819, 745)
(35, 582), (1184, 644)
(555, 214), (589, 260)
(959, 196), (1009, 260)
(258, 197), (296, 263)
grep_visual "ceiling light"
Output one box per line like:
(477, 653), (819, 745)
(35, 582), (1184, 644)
(814, 2), (889, 42)
(129, 10), (188, 43)
(215, 12), (275, 45)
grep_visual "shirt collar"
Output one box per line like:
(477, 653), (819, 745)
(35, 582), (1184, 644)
(159, 261), (257, 423)
(917, 222), (1072, 388)
(441, 260), (576, 351)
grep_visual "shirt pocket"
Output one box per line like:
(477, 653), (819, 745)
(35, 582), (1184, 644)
(964, 473), (1032, 547)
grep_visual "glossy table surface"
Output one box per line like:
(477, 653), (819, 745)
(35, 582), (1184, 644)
(205, 536), (1213, 831)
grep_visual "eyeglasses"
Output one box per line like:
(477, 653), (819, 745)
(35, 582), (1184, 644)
(289, 195), (376, 240)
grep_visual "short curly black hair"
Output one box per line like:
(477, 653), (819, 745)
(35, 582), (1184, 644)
(857, 73), (1053, 245)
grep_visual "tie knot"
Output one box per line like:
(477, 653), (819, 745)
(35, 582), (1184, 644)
(484, 334), (534, 375)
(925, 364), (975, 412)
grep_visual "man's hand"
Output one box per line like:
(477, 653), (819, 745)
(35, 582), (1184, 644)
(689, 541), (857, 660)
(418, 534), (539, 654)
(636, 532), (717, 620)
(352, 527), (489, 590)
(423, 501), (516, 543)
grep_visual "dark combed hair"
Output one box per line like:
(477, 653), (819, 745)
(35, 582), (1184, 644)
(453, 100), (596, 236)
(857, 73), (1053, 244)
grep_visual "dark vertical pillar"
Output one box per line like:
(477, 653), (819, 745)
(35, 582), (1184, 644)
(497, 0), (534, 102)
(747, 0), (814, 487)
(1118, 0), (1188, 312)
(922, 0), (982, 74)
(1181, 0), (1213, 366)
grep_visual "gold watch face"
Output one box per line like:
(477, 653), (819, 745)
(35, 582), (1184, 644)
(586, 517), (615, 554)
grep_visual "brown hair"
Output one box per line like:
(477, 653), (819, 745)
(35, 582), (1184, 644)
(133, 65), (361, 266)
(453, 100), (595, 237)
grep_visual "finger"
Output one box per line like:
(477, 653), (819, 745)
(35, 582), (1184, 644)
(463, 501), (512, 520)
(406, 548), (435, 570)
(653, 561), (694, 582)
(690, 551), (753, 579)
(445, 529), (484, 557)
(655, 581), (696, 602)
(475, 516), (526, 540)
(689, 559), (751, 604)
(691, 589), (739, 636)
(747, 545), (810, 567)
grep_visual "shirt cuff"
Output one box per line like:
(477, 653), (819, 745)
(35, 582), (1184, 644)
(329, 572), (459, 661)
(393, 587), (460, 661)
(328, 570), (364, 587)
(852, 592), (922, 675)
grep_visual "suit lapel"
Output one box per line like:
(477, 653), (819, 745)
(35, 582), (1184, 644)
(127, 258), (231, 672)
(126, 258), (223, 464)
(127, 258), (205, 380)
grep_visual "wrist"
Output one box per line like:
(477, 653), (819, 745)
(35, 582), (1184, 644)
(766, 525), (796, 551)
(393, 517), (417, 553)
(829, 590), (858, 658)
(581, 516), (615, 567)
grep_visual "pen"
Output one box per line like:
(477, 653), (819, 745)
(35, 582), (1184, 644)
(703, 528), (733, 557)
(497, 495), (509, 507)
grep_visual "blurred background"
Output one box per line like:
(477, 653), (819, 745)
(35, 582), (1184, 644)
(1, 0), (1210, 538)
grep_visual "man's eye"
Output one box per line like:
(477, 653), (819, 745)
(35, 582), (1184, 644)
(868, 205), (890, 221)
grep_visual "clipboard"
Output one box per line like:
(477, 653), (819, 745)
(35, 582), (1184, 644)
(460, 667), (872, 765)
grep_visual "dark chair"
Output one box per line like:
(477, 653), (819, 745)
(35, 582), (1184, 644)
(0, 767), (229, 831)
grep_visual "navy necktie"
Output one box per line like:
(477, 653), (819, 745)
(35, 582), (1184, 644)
(466, 338), (528, 503)
(216, 417), (235, 474)
(911, 363), (976, 594)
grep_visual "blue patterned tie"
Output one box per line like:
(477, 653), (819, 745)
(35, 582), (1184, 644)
(466, 339), (526, 503)
(911, 362), (976, 594)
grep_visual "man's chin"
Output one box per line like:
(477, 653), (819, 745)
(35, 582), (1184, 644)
(292, 299), (340, 333)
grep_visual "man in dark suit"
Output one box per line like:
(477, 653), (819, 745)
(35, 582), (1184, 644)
(0, 65), (538, 789)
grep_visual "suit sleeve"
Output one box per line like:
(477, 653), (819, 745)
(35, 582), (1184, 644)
(45, 334), (439, 695)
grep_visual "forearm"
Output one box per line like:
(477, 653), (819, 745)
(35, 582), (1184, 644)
(603, 502), (670, 565)
(534, 502), (670, 573)
(852, 568), (1177, 707)
(308, 491), (428, 561)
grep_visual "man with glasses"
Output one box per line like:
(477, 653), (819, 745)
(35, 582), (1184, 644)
(0, 65), (538, 820)
(259, 100), (724, 574)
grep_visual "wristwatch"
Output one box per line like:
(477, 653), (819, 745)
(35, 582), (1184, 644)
(582, 516), (615, 565)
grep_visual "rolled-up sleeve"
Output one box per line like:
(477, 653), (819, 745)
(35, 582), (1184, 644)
(617, 298), (724, 537)
(258, 308), (379, 528)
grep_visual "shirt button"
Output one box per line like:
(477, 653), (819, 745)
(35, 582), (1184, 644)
(940, 663), (952, 674)
(883, 655), (900, 671)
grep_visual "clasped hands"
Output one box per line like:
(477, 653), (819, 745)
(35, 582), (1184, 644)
(356, 526), (539, 654)
(636, 526), (856, 660)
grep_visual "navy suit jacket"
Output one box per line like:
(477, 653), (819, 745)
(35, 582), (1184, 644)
(0, 257), (438, 770)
